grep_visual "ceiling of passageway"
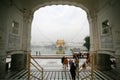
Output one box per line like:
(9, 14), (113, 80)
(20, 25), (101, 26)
(22, 0), (94, 11)
(3, 0), (95, 13)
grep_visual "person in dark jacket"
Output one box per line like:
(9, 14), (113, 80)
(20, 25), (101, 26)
(61, 56), (65, 67)
(70, 62), (76, 80)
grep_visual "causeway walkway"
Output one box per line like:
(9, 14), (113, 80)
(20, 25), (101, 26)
(6, 55), (113, 80)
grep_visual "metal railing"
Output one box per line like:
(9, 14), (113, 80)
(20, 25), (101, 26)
(27, 51), (44, 80)
(77, 51), (97, 80)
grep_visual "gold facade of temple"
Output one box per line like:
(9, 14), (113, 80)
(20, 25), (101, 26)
(56, 40), (65, 47)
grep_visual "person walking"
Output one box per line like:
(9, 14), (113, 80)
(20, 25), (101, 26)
(64, 57), (68, 70)
(75, 57), (79, 70)
(36, 51), (38, 56)
(61, 56), (65, 68)
(86, 52), (90, 64)
(39, 51), (41, 55)
(70, 62), (76, 80)
(69, 59), (73, 68)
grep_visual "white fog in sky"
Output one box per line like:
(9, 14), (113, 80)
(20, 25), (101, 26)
(31, 5), (89, 45)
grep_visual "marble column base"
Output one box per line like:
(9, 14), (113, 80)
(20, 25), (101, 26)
(11, 54), (27, 71)
(115, 55), (120, 79)
(0, 56), (6, 79)
(97, 54), (111, 70)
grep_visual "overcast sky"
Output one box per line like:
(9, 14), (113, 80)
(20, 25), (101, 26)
(31, 5), (89, 45)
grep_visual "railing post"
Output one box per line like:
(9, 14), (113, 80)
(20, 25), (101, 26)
(42, 68), (43, 80)
(91, 52), (94, 80)
(78, 71), (79, 80)
(27, 51), (30, 80)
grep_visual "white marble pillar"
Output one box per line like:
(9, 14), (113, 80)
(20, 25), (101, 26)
(22, 9), (33, 51)
(88, 11), (99, 66)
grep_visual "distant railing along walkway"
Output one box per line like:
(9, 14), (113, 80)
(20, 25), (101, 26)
(31, 54), (73, 59)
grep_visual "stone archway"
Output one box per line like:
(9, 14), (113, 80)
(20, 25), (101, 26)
(0, 0), (120, 79)
(28, 1), (100, 68)
(22, 0), (120, 73)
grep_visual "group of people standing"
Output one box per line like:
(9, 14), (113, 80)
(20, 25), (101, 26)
(35, 51), (41, 56)
(61, 56), (79, 80)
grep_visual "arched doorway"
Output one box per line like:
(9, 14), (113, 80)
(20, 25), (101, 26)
(31, 5), (90, 55)
(28, 1), (100, 68)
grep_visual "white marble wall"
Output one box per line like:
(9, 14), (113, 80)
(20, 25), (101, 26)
(97, 1), (113, 50)
(0, 2), (24, 78)
(97, 0), (120, 53)
(97, 0), (120, 73)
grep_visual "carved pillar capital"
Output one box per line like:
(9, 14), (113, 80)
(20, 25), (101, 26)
(23, 9), (33, 23)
